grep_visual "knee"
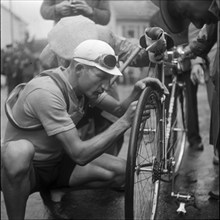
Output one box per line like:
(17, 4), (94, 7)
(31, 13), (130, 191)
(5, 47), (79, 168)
(1, 140), (35, 177)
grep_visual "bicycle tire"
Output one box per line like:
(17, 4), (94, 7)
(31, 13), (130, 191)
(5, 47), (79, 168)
(125, 87), (163, 220)
(167, 85), (187, 173)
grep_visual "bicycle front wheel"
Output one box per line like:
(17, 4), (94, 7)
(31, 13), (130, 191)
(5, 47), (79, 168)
(125, 87), (163, 220)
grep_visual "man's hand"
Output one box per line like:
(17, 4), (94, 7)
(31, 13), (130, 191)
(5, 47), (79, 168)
(55, 1), (72, 16)
(182, 45), (195, 59)
(71, 0), (93, 17)
(134, 77), (169, 95)
(122, 101), (151, 127)
(190, 64), (205, 85)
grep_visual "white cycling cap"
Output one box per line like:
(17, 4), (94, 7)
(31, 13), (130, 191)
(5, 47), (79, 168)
(73, 39), (122, 76)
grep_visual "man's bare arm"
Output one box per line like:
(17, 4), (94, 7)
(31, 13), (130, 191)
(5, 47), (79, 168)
(55, 105), (136, 165)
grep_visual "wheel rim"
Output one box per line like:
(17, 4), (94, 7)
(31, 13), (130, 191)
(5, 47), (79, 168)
(133, 108), (161, 220)
(125, 88), (162, 220)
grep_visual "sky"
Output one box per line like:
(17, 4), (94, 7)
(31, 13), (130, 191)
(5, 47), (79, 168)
(1, 0), (53, 39)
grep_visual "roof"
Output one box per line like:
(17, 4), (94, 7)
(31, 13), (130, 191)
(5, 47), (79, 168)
(111, 0), (159, 21)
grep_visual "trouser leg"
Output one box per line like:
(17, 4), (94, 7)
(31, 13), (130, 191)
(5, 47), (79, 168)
(184, 73), (202, 145)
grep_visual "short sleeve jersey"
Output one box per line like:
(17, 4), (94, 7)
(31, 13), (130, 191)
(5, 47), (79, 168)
(3, 67), (87, 166)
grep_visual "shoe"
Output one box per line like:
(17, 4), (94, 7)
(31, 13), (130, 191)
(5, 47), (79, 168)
(208, 191), (219, 200)
(189, 142), (204, 151)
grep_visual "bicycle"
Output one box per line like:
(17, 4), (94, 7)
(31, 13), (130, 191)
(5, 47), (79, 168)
(124, 42), (198, 220)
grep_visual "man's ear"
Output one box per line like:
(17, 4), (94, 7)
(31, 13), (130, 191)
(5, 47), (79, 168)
(75, 63), (85, 77)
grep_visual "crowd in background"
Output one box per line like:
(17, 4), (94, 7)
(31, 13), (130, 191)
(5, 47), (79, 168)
(1, 35), (44, 94)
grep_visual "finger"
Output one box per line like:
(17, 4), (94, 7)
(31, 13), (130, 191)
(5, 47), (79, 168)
(138, 79), (165, 93)
(140, 77), (169, 95)
(199, 71), (205, 84)
(195, 71), (200, 84)
(62, 10), (71, 16)
(135, 81), (146, 90)
(192, 73), (197, 84)
(74, 5), (89, 12)
(130, 101), (138, 110)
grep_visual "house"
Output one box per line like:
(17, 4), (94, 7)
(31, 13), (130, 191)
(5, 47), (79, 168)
(108, 1), (159, 84)
(109, 1), (158, 39)
(1, 3), (28, 48)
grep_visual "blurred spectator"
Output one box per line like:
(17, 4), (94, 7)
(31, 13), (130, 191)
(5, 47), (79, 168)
(40, 0), (110, 25)
(1, 38), (42, 94)
(150, 11), (204, 151)
(2, 44), (22, 94)
(187, 23), (206, 151)
(16, 44), (36, 83)
(188, 23), (219, 164)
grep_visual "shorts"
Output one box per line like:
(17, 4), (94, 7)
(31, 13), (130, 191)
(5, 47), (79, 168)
(32, 153), (76, 192)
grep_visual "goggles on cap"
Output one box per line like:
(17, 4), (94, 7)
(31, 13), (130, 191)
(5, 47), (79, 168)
(73, 54), (117, 70)
(94, 54), (118, 70)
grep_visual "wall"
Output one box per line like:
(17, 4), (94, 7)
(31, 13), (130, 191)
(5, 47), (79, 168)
(1, 4), (27, 48)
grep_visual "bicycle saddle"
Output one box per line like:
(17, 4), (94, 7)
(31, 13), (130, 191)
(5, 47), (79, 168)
(139, 27), (174, 51)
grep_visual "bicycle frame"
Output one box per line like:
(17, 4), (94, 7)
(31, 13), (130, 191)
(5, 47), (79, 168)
(157, 60), (187, 179)
(153, 49), (197, 215)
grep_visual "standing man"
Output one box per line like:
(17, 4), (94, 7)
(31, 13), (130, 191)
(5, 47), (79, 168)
(40, 0), (111, 25)
(3, 44), (23, 95)
(154, 0), (219, 199)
